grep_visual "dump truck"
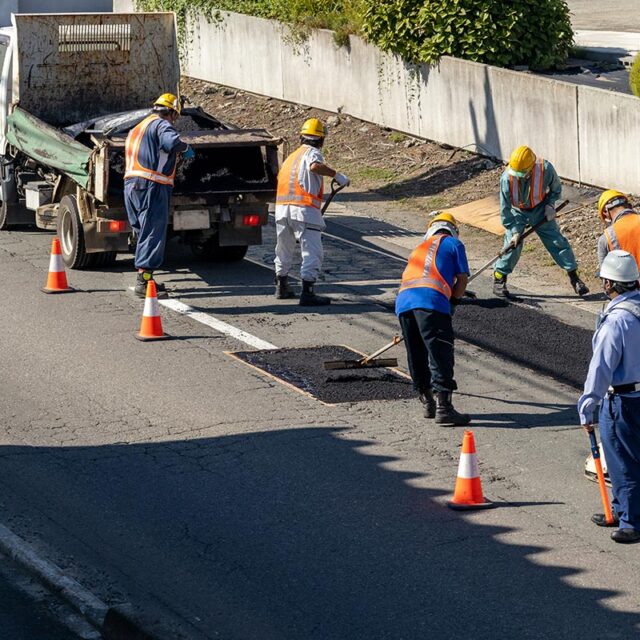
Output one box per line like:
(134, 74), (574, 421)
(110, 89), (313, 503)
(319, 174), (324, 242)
(0, 12), (280, 268)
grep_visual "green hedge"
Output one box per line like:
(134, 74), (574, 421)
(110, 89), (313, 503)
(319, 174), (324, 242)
(630, 53), (640, 97)
(137, 0), (573, 71)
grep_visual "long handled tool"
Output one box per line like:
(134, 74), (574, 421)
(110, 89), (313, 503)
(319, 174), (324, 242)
(321, 180), (346, 215)
(324, 335), (403, 370)
(467, 199), (576, 283)
(588, 430), (615, 525)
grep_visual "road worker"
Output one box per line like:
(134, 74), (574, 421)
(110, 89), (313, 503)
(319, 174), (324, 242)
(124, 93), (193, 298)
(396, 213), (470, 426)
(596, 190), (640, 268)
(493, 145), (588, 298)
(273, 118), (349, 306)
(578, 250), (640, 544)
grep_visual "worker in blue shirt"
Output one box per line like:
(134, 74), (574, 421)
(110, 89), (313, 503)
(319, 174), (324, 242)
(494, 145), (588, 298)
(396, 213), (470, 426)
(578, 250), (640, 544)
(124, 93), (193, 298)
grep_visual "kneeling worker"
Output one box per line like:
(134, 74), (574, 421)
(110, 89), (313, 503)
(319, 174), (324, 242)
(396, 213), (470, 426)
(596, 190), (640, 267)
(273, 118), (349, 306)
(494, 145), (588, 298)
(578, 250), (640, 544)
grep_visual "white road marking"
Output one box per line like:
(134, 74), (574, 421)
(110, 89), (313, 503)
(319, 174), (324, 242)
(159, 298), (278, 351)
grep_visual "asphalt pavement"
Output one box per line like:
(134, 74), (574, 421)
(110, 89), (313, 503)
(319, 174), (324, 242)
(0, 210), (639, 638)
(567, 0), (640, 31)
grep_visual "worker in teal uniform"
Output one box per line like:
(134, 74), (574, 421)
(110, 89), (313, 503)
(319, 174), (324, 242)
(493, 145), (588, 298)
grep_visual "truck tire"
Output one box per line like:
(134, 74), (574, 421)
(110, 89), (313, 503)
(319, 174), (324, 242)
(57, 195), (92, 269)
(0, 201), (8, 230)
(92, 251), (118, 267)
(192, 237), (248, 262)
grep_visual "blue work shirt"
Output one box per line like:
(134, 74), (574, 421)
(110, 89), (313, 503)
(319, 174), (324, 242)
(578, 290), (640, 424)
(395, 234), (469, 316)
(126, 115), (187, 182)
(499, 159), (562, 234)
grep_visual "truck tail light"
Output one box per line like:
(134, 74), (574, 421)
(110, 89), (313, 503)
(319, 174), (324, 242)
(242, 215), (261, 227)
(108, 220), (127, 232)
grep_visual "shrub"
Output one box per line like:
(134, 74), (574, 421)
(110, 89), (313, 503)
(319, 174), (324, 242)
(630, 52), (640, 97)
(361, 0), (574, 70)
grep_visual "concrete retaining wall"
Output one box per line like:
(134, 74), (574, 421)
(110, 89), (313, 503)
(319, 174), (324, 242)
(115, 4), (640, 192)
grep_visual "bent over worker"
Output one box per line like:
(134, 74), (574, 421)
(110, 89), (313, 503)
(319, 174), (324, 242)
(578, 250), (640, 544)
(273, 118), (349, 306)
(124, 93), (193, 298)
(493, 145), (588, 298)
(596, 190), (640, 268)
(396, 213), (470, 426)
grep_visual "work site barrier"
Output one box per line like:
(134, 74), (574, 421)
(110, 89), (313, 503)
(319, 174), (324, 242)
(114, 2), (639, 193)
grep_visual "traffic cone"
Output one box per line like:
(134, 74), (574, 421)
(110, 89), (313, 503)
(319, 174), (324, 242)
(136, 280), (171, 341)
(447, 430), (495, 510)
(42, 237), (73, 294)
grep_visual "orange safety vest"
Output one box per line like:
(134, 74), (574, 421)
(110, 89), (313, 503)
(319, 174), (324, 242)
(605, 211), (640, 266)
(509, 158), (546, 210)
(399, 234), (452, 298)
(276, 146), (324, 210)
(124, 114), (177, 186)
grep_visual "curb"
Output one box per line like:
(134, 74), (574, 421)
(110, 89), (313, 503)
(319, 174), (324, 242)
(0, 522), (170, 639)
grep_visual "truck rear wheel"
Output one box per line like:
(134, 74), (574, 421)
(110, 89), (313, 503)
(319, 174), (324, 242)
(0, 201), (8, 231)
(57, 195), (92, 269)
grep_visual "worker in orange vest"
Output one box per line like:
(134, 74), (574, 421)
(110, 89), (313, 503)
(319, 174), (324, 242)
(124, 93), (193, 298)
(274, 118), (349, 306)
(596, 190), (640, 268)
(396, 213), (470, 426)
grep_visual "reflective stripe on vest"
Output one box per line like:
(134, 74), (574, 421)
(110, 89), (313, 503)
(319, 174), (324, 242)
(605, 212), (640, 268)
(276, 146), (324, 209)
(509, 159), (545, 210)
(125, 114), (176, 186)
(398, 234), (452, 298)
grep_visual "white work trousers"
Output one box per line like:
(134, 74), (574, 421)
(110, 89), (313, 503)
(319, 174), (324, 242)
(274, 218), (324, 282)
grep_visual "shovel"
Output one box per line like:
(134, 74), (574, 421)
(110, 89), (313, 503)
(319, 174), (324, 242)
(322, 180), (346, 215)
(324, 335), (403, 370)
(588, 430), (615, 525)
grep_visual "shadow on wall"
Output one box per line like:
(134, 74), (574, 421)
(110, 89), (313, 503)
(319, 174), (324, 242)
(2, 427), (638, 639)
(469, 65), (501, 160)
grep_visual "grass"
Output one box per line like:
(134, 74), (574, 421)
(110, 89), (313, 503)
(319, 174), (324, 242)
(388, 132), (406, 144)
(352, 166), (399, 183)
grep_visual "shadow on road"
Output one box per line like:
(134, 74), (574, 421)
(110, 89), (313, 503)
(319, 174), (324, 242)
(1, 427), (637, 639)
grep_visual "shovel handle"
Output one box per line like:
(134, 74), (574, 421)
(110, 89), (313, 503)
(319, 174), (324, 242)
(589, 430), (615, 525)
(360, 335), (404, 365)
(321, 180), (346, 215)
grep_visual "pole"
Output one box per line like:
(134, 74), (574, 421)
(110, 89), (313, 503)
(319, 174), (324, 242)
(588, 430), (615, 525)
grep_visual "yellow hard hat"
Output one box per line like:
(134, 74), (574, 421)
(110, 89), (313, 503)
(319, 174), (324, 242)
(300, 118), (325, 138)
(429, 212), (458, 228)
(427, 212), (459, 238)
(508, 146), (536, 177)
(153, 93), (181, 115)
(598, 189), (628, 220)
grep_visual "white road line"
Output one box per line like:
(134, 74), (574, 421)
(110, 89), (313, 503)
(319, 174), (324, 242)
(159, 298), (278, 351)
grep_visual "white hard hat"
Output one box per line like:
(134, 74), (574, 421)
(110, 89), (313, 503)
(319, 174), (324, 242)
(599, 249), (640, 283)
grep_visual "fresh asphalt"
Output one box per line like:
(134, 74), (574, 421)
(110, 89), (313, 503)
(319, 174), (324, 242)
(0, 215), (638, 639)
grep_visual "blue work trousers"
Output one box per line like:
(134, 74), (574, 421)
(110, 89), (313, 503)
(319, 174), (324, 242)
(599, 394), (640, 531)
(495, 207), (578, 276)
(124, 178), (171, 270)
(399, 308), (456, 392)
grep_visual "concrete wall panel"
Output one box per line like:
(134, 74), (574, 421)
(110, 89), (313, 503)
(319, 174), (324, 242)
(578, 86), (640, 192)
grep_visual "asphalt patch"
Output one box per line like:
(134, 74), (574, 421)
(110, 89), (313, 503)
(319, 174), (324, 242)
(454, 298), (594, 389)
(231, 345), (415, 404)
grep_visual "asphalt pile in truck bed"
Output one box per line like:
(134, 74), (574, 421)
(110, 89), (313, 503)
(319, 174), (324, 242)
(231, 346), (415, 404)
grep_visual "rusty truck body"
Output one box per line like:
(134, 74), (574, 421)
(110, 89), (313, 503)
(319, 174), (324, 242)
(0, 12), (280, 267)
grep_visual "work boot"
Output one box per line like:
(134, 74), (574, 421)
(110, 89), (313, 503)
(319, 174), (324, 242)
(568, 269), (589, 297)
(591, 513), (619, 528)
(435, 391), (471, 426)
(419, 389), (436, 419)
(134, 271), (168, 299)
(493, 271), (510, 298)
(275, 275), (297, 299)
(299, 280), (331, 306)
(611, 529), (640, 544)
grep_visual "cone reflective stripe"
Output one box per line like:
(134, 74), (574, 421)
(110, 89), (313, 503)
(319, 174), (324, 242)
(447, 430), (495, 510)
(42, 237), (73, 294)
(136, 280), (171, 341)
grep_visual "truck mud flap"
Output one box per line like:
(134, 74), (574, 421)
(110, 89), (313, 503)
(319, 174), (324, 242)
(83, 221), (129, 253)
(219, 225), (261, 247)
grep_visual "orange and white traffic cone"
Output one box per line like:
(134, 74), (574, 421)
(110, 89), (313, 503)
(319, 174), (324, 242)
(447, 430), (495, 510)
(136, 280), (171, 341)
(42, 237), (74, 294)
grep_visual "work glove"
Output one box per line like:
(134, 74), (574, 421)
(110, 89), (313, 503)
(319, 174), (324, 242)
(183, 145), (195, 160)
(544, 204), (556, 222)
(334, 172), (350, 187)
(508, 231), (522, 250)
